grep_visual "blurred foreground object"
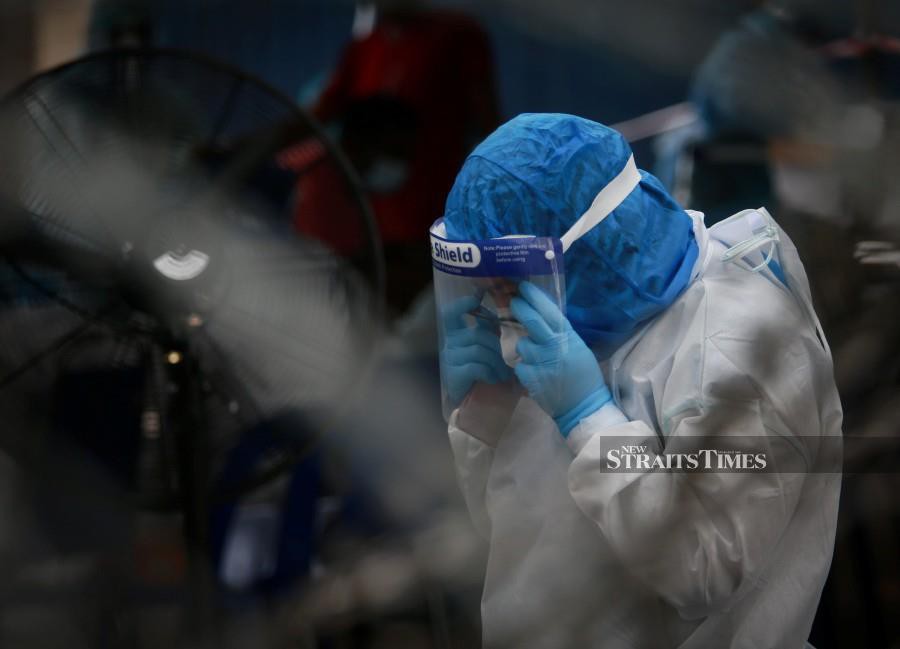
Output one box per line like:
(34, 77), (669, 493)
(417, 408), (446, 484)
(0, 48), (383, 647)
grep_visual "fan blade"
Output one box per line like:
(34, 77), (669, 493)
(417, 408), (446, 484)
(0, 319), (97, 389)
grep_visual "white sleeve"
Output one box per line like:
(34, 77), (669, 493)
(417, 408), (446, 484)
(445, 384), (522, 539)
(566, 395), (808, 620)
(448, 411), (495, 539)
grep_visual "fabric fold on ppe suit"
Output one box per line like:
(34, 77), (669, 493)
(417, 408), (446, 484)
(443, 114), (841, 648)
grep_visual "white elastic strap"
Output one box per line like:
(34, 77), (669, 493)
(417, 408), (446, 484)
(560, 154), (642, 253)
(721, 227), (779, 258)
(720, 209), (780, 273)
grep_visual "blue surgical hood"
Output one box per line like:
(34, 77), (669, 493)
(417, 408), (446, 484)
(443, 113), (698, 348)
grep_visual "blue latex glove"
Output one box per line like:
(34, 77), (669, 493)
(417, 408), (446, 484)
(441, 295), (513, 405)
(510, 281), (613, 436)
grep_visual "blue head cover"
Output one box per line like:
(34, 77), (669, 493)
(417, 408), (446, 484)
(443, 113), (698, 349)
(690, 10), (840, 139)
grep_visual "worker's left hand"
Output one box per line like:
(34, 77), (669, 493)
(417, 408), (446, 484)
(510, 281), (613, 437)
(440, 295), (513, 406)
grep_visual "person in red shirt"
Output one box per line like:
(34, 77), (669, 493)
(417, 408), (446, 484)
(292, 1), (499, 313)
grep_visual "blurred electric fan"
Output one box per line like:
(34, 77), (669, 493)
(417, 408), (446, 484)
(0, 48), (384, 626)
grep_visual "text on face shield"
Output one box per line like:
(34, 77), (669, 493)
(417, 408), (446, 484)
(432, 239), (482, 268)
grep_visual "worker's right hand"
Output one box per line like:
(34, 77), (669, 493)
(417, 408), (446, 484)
(440, 295), (512, 405)
(511, 281), (612, 436)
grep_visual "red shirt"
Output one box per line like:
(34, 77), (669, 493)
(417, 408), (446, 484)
(293, 10), (498, 251)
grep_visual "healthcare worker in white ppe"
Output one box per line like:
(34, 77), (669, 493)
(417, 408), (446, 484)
(433, 114), (842, 649)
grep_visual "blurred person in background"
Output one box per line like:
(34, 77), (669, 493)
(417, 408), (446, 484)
(654, 0), (900, 332)
(437, 113), (841, 648)
(655, 0), (851, 224)
(293, 0), (500, 315)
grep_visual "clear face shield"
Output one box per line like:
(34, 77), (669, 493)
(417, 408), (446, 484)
(431, 220), (565, 419)
(431, 154), (642, 421)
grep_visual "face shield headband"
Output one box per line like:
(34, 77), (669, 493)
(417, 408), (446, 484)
(432, 153), (641, 267)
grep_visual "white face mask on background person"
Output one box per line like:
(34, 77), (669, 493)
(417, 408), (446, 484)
(364, 156), (409, 194)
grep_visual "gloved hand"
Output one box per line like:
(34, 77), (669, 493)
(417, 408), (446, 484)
(510, 281), (612, 436)
(441, 295), (513, 405)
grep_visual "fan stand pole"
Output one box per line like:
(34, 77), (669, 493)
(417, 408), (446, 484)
(169, 348), (219, 647)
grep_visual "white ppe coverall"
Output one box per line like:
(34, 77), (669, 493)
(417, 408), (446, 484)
(448, 211), (842, 649)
